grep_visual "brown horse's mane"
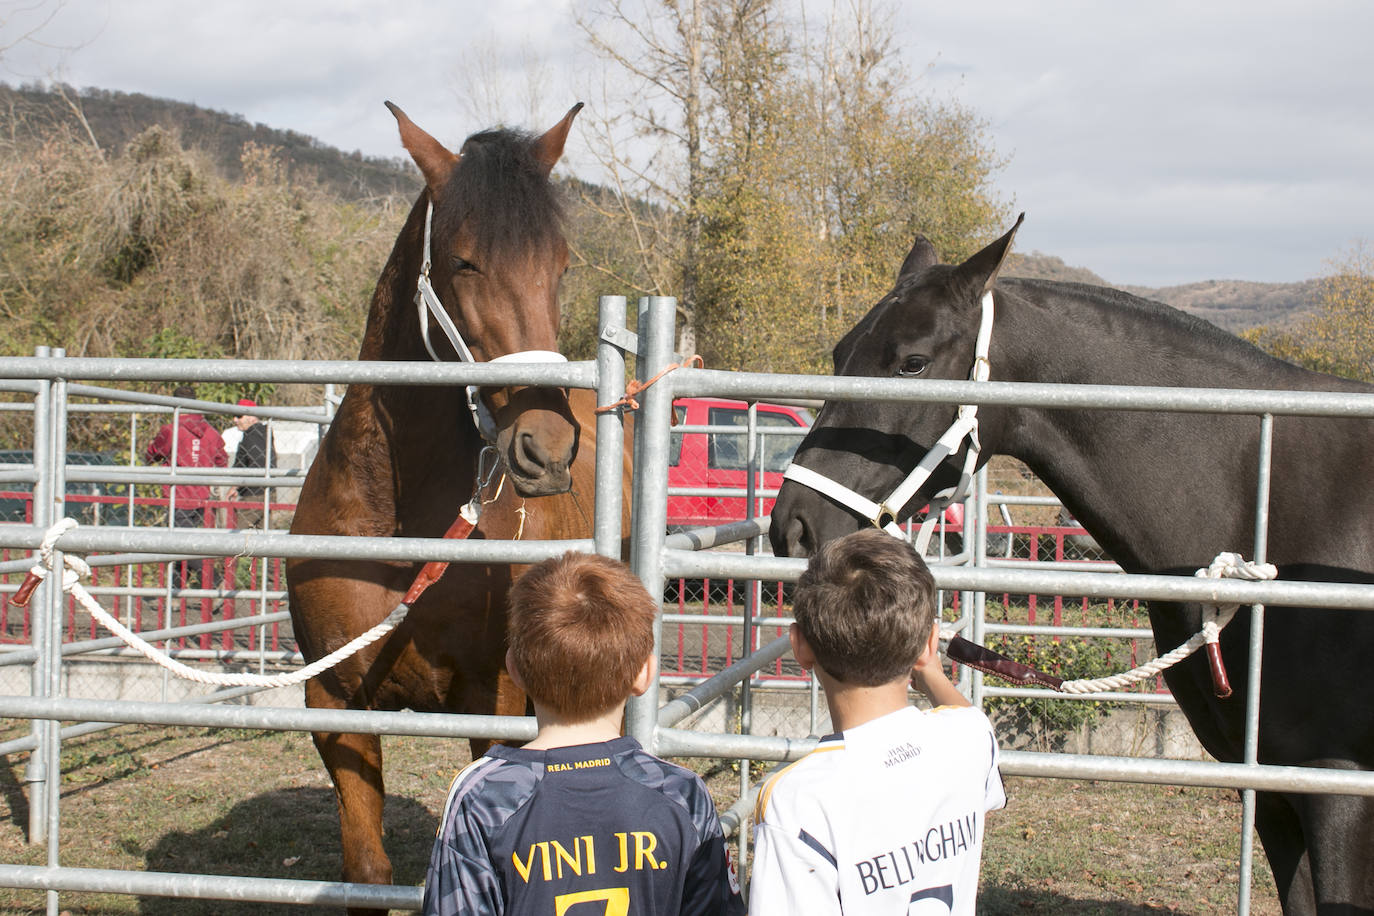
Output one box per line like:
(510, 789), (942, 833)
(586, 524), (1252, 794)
(360, 127), (567, 365)
(440, 128), (567, 271)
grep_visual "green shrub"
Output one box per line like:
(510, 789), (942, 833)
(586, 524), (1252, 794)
(981, 634), (1130, 735)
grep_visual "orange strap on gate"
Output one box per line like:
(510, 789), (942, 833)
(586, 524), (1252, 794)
(596, 355), (704, 414)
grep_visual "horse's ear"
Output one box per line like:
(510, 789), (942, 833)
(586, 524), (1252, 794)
(385, 101), (458, 193)
(531, 102), (584, 176)
(952, 213), (1024, 301)
(897, 235), (940, 280)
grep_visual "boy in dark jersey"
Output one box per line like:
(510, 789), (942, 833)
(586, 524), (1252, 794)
(422, 551), (744, 916)
(749, 530), (1004, 916)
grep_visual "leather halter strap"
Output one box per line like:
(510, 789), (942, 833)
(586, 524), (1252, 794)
(413, 199), (567, 442)
(782, 290), (995, 552)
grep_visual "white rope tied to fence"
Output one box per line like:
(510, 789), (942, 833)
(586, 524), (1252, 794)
(25, 520), (411, 689)
(1054, 551), (1278, 695)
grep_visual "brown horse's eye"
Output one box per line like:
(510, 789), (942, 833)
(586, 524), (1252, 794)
(451, 256), (480, 274)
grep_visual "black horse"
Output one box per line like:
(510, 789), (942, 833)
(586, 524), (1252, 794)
(769, 217), (1374, 914)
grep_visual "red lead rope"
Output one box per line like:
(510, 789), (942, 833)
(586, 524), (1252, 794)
(402, 507), (479, 605)
(946, 632), (1233, 699)
(11, 570), (42, 608)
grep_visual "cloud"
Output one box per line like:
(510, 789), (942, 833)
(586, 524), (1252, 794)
(901, 0), (1374, 283)
(3, 0), (1370, 285)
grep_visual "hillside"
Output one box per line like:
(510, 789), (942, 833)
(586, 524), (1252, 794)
(0, 83), (417, 201)
(3, 83), (1323, 336)
(1008, 252), (1319, 333)
(1005, 251), (1110, 286)
(1119, 278), (1321, 333)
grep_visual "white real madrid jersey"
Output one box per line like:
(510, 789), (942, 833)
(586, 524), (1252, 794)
(750, 705), (1004, 916)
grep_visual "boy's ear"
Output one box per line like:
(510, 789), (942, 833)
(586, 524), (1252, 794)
(505, 648), (526, 691)
(628, 655), (657, 698)
(789, 623), (816, 672)
(914, 624), (941, 669)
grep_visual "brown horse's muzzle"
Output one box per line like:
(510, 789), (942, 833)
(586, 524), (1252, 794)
(490, 386), (580, 496)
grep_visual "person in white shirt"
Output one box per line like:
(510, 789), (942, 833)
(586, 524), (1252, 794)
(750, 529), (1005, 916)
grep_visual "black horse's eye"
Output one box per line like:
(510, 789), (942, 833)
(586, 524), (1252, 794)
(897, 355), (930, 377)
(451, 256), (480, 274)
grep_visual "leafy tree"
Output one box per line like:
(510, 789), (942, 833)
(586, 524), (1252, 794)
(1244, 242), (1374, 382)
(572, 0), (1007, 374)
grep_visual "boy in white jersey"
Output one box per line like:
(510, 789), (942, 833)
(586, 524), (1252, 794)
(750, 530), (1004, 915)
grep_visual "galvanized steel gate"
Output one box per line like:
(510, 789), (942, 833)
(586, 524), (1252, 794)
(1, 295), (1374, 913)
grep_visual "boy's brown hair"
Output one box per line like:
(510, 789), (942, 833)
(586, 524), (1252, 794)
(507, 552), (657, 720)
(792, 529), (937, 686)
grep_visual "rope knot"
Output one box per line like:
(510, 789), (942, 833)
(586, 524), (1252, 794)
(1195, 551), (1278, 584)
(14, 519), (82, 607)
(595, 355), (703, 414)
(1050, 551), (1275, 699)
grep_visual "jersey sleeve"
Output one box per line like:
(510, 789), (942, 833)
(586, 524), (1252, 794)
(421, 838), (503, 916)
(421, 791), (504, 916)
(145, 425), (170, 464)
(680, 830), (744, 916)
(674, 773), (744, 916)
(748, 819), (840, 916)
(979, 714), (1007, 813)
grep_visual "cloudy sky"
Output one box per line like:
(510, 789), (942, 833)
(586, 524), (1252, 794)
(3, 0), (1371, 287)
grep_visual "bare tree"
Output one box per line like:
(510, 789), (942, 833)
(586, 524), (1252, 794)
(572, 0), (1006, 372)
(0, 0), (68, 58)
(2, 1), (106, 151)
(573, 0), (714, 355)
(449, 39), (561, 133)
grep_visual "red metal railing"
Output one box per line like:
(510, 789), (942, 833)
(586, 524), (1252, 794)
(0, 491), (292, 653)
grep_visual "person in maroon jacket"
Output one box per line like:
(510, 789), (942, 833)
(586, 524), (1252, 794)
(145, 386), (227, 586)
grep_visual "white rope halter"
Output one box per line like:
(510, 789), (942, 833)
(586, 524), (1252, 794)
(783, 289), (996, 553)
(413, 199), (567, 442)
(1055, 552), (1277, 694)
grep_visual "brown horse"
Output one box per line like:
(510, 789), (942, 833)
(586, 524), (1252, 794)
(287, 103), (625, 914)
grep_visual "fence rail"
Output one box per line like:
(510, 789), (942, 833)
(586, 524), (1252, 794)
(1, 295), (1373, 914)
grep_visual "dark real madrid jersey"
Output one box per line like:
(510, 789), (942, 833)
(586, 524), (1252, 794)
(422, 735), (744, 916)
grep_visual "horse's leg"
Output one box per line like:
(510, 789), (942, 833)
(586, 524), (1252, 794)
(307, 682), (391, 916)
(1290, 768), (1374, 915)
(1254, 790), (1316, 916)
(469, 667), (526, 759)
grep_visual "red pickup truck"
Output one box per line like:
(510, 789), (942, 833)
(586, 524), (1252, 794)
(665, 397), (813, 531)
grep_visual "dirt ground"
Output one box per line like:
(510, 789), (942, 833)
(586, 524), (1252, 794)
(0, 724), (1281, 915)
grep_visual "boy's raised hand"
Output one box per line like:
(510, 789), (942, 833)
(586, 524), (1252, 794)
(910, 637), (971, 709)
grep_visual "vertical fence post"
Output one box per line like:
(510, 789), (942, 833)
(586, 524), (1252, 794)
(594, 296), (628, 559)
(125, 409), (138, 628)
(25, 347), (52, 846)
(738, 403), (758, 873)
(625, 296), (677, 751)
(969, 465), (990, 708)
(41, 349), (68, 916)
(1236, 413), (1274, 915)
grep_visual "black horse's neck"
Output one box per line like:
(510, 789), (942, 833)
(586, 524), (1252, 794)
(990, 278), (1374, 573)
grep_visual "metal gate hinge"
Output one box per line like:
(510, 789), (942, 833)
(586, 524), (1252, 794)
(599, 325), (640, 355)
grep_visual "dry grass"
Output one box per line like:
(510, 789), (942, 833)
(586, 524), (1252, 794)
(0, 724), (1283, 915)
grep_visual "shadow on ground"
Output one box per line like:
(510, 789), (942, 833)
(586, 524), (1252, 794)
(139, 786), (437, 915)
(0, 755), (28, 836)
(980, 886), (1205, 914)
